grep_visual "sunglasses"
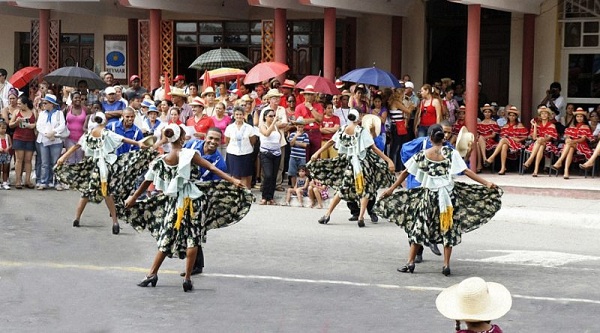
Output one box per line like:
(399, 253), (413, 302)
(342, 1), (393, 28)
(266, 114), (275, 118)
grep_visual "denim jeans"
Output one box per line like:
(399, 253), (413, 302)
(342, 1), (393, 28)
(417, 125), (430, 138)
(35, 142), (42, 184)
(39, 142), (63, 185)
(259, 152), (281, 201)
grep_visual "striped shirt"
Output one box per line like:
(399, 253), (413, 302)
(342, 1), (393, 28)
(288, 132), (309, 159)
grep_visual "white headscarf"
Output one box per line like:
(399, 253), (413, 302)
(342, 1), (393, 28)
(165, 123), (181, 143)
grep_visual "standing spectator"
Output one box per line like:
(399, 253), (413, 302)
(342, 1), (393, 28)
(0, 68), (15, 109)
(293, 85), (323, 161)
(158, 99), (172, 123)
(169, 88), (192, 123)
(287, 125), (309, 186)
(320, 101), (340, 159)
(414, 84), (443, 138)
(540, 81), (565, 121)
(224, 107), (258, 189)
(35, 94), (66, 190)
(211, 102), (231, 158)
(103, 72), (115, 87)
(186, 97), (214, 140)
(64, 91), (88, 164)
(257, 89), (288, 190)
(125, 75), (147, 101)
(187, 82), (199, 103)
(1, 89), (19, 140)
(334, 90), (352, 127)
(258, 108), (282, 205)
(279, 79), (295, 109)
(102, 86), (126, 126)
(202, 87), (217, 117)
(0, 121), (11, 189)
(152, 74), (172, 102)
(404, 81), (420, 139)
(348, 85), (368, 114)
(145, 105), (162, 134)
(173, 74), (186, 90)
(114, 85), (129, 107)
(388, 89), (414, 170)
(10, 95), (37, 189)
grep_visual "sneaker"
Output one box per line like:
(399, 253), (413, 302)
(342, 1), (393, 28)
(55, 184), (64, 191)
(2, 182), (10, 190)
(36, 184), (46, 190)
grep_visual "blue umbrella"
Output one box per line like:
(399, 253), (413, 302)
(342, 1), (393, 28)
(340, 67), (401, 88)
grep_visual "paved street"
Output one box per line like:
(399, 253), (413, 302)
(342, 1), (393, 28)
(1, 185), (599, 332)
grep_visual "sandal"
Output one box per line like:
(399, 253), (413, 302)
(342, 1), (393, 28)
(15, 184), (23, 189)
(25, 183), (35, 189)
(267, 200), (276, 205)
(281, 202), (290, 206)
(259, 199), (267, 205)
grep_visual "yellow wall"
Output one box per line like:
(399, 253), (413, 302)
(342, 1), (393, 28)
(509, 12), (524, 110)
(356, 14), (392, 70)
(0, 14), (32, 73)
(401, 1), (426, 88)
(532, 0), (559, 108)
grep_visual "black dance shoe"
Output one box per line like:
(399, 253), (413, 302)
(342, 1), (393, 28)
(398, 263), (415, 273)
(72, 219), (80, 227)
(429, 243), (442, 256)
(442, 266), (451, 276)
(183, 279), (193, 292)
(112, 223), (120, 235)
(137, 275), (158, 287)
(318, 215), (330, 224)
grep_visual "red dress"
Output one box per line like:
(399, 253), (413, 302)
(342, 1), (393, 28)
(526, 120), (558, 156)
(477, 121), (500, 151)
(560, 124), (593, 160)
(452, 120), (465, 136)
(500, 123), (528, 158)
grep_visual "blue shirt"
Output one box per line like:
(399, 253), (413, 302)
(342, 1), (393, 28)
(400, 137), (454, 189)
(108, 121), (143, 156)
(102, 100), (126, 125)
(183, 139), (227, 181)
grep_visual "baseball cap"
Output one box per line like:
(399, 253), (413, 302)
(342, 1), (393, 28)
(105, 86), (116, 95)
(129, 74), (140, 82)
(174, 75), (185, 82)
(404, 81), (414, 89)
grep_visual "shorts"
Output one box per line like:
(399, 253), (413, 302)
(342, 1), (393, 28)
(0, 153), (10, 164)
(12, 139), (36, 151)
(287, 156), (306, 177)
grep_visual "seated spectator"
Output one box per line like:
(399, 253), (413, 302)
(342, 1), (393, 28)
(476, 104), (500, 172)
(283, 165), (309, 207)
(552, 107), (593, 179)
(522, 106), (557, 177)
(308, 178), (329, 209)
(484, 106), (528, 175)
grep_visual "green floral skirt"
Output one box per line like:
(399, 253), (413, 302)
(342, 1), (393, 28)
(116, 181), (253, 259)
(375, 183), (503, 247)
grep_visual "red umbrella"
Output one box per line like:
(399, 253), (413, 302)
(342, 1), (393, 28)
(9, 67), (42, 89)
(296, 75), (340, 95)
(244, 62), (289, 84)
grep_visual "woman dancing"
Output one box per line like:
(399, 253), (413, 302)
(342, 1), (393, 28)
(377, 124), (502, 276)
(122, 124), (252, 292)
(309, 109), (395, 227)
(55, 112), (155, 234)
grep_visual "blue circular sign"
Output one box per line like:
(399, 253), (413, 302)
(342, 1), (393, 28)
(106, 51), (125, 67)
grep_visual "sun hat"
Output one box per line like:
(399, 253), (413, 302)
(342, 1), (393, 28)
(140, 135), (157, 147)
(281, 79), (296, 89)
(265, 88), (283, 99)
(147, 105), (159, 113)
(105, 86), (116, 95)
(480, 103), (494, 112)
(573, 107), (588, 116)
(507, 106), (520, 117)
(201, 86), (216, 97)
(335, 79), (344, 89)
(168, 87), (188, 97)
(456, 126), (475, 158)
(129, 74), (140, 82)
(361, 114), (381, 136)
(141, 99), (154, 108)
(189, 97), (205, 107)
(404, 81), (415, 89)
(241, 94), (253, 102)
(174, 74), (185, 82)
(537, 105), (553, 116)
(43, 94), (60, 105)
(300, 85), (317, 94)
(436, 277), (512, 322)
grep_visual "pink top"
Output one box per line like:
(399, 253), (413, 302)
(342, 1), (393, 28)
(210, 115), (231, 144)
(66, 106), (87, 141)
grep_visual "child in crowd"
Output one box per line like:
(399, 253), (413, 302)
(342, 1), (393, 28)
(287, 124), (309, 186)
(0, 121), (11, 190)
(308, 178), (329, 209)
(284, 165), (309, 207)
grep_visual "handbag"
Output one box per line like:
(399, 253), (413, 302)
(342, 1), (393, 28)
(395, 120), (408, 135)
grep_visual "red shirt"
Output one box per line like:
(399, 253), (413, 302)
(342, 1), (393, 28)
(294, 102), (324, 131)
(321, 114), (340, 141)
(186, 115), (215, 137)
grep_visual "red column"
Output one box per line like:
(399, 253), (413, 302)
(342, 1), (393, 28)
(39, 9), (50, 75)
(323, 7), (336, 81)
(128, 18), (139, 80)
(521, 14), (535, 127)
(466, 5), (481, 171)
(274, 8), (287, 82)
(391, 16), (403, 79)
(149, 9), (161, 90)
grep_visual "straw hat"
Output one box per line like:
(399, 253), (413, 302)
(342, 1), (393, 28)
(480, 103), (494, 112)
(281, 79), (296, 89)
(300, 85), (317, 94)
(573, 107), (588, 116)
(265, 88), (283, 99)
(507, 106), (520, 117)
(140, 135), (157, 147)
(361, 114), (382, 137)
(436, 277), (512, 322)
(537, 105), (553, 116)
(189, 97), (205, 107)
(201, 86), (215, 97)
(169, 87), (188, 97)
(240, 94), (253, 102)
(456, 126), (475, 158)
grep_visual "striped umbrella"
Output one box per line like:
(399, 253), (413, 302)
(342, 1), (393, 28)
(189, 48), (253, 71)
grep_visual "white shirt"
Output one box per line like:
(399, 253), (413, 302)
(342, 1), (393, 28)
(224, 122), (257, 155)
(334, 107), (351, 127)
